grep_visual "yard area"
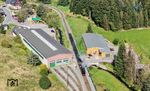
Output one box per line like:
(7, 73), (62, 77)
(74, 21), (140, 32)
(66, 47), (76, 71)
(89, 67), (129, 91)
(67, 16), (150, 64)
(0, 25), (67, 91)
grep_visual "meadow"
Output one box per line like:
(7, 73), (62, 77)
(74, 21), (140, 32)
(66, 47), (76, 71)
(89, 67), (129, 91)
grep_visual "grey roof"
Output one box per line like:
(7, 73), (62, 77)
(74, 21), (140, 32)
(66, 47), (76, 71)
(6, 0), (16, 4)
(0, 9), (4, 13)
(82, 33), (110, 53)
(13, 27), (71, 59)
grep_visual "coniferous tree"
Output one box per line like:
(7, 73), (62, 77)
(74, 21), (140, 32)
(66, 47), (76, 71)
(70, 0), (150, 31)
(102, 14), (109, 31)
(86, 23), (93, 33)
(142, 75), (150, 91)
(124, 47), (136, 84)
(114, 42), (126, 78)
(58, 0), (69, 6)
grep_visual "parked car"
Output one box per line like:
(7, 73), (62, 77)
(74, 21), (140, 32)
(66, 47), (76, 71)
(2, 5), (6, 7)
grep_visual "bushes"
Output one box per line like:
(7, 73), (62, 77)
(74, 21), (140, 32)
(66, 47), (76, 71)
(113, 38), (119, 45)
(39, 64), (49, 76)
(57, 0), (69, 6)
(14, 36), (22, 43)
(38, 0), (51, 4)
(27, 54), (41, 66)
(36, 4), (60, 28)
(39, 75), (51, 89)
(17, 9), (28, 22)
(0, 28), (6, 34)
(142, 75), (150, 91)
(1, 39), (12, 48)
(36, 4), (47, 17)
(86, 23), (93, 33)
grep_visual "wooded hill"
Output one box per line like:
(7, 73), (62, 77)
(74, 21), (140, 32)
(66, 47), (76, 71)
(70, 0), (150, 31)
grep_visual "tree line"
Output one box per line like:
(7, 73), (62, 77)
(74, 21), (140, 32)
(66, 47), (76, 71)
(113, 42), (150, 91)
(70, 0), (150, 31)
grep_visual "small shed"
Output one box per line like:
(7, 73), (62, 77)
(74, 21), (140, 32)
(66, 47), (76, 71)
(82, 33), (111, 59)
(0, 9), (5, 15)
(32, 17), (41, 21)
(6, 0), (20, 6)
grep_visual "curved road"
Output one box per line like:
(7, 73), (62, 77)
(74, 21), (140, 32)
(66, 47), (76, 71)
(2, 7), (13, 24)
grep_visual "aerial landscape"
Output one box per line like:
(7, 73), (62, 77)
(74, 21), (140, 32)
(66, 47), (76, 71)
(0, 0), (150, 91)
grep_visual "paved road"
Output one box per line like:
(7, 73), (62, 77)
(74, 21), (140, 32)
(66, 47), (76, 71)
(2, 7), (13, 24)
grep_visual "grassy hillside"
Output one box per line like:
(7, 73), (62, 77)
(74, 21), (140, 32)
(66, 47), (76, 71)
(50, 0), (150, 64)
(0, 25), (67, 91)
(67, 16), (150, 64)
(89, 67), (130, 91)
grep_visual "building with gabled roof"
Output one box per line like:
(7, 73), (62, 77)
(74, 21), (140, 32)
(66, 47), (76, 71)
(13, 27), (73, 68)
(82, 33), (111, 60)
(6, 0), (20, 6)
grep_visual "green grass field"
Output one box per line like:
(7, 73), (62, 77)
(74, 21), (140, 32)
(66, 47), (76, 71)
(0, 25), (67, 91)
(67, 16), (150, 64)
(89, 67), (130, 91)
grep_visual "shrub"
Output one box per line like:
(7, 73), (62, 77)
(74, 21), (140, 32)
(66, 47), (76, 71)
(17, 49), (27, 55)
(0, 29), (6, 34)
(14, 36), (22, 43)
(1, 39), (12, 48)
(142, 75), (150, 91)
(17, 9), (28, 22)
(40, 64), (49, 76)
(113, 38), (119, 45)
(39, 76), (51, 89)
(57, 0), (69, 6)
(36, 4), (47, 17)
(38, 0), (51, 4)
(27, 54), (41, 66)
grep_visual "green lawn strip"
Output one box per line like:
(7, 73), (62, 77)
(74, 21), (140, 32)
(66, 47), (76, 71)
(59, 20), (70, 49)
(89, 67), (130, 91)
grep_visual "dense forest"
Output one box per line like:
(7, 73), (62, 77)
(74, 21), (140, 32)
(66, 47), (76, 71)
(70, 0), (150, 31)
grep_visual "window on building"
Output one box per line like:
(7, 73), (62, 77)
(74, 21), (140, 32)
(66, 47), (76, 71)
(50, 62), (55, 67)
(56, 60), (62, 64)
(106, 54), (110, 57)
(63, 59), (69, 63)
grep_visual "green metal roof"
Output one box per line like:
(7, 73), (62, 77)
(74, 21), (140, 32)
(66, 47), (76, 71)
(32, 17), (41, 21)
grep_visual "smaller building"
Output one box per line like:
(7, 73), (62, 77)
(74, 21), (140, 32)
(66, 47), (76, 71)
(0, 9), (5, 15)
(82, 33), (111, 60)
(13, 27), (74, 68)
(6, 0), (20, 6)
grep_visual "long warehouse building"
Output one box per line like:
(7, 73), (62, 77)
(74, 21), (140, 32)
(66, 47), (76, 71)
(13, 27), (73, 68)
